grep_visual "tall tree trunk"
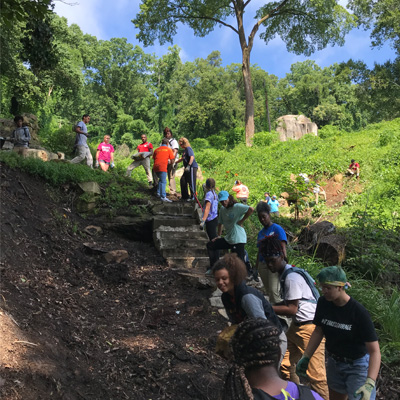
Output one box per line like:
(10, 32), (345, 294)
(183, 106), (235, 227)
(242, 49), (255, 146)
(235, 0), (255, 147)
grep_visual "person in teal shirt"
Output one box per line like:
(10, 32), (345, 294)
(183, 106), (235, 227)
(205, 191), (254, 276)
(268, 195), (280, 216)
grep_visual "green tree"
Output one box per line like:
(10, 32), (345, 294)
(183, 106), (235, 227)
(171, 52), (242, 139)
(150, 45), (182, 133)
(133, 0), (355, 145)
(348, 0), (400, 54)
(82, 37), (156, 135)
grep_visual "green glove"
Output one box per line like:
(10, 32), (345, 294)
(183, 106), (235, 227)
(355, 377), (375, 400)
(296, 355), (310, 378)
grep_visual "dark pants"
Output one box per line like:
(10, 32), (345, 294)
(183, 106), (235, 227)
(207, 238), (245, 269)
(205, 217), (218, 241)
(180, 166), (197, 199)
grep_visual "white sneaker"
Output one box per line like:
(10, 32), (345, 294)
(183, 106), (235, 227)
(161, 197), (172, 203)
(186, 198), (194, 202)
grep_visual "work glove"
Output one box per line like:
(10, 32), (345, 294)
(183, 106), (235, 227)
(200, 221), (205, 230)
(94, 160), (99, 168)
(296, 355), (310, 378)
(355, 378), (375, 400)
(110, 162), (115, 169)
(185, 165), (191, 173)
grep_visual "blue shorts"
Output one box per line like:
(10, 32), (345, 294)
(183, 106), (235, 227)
(327, 354), (375, 400)
(99, 160), (110, 165)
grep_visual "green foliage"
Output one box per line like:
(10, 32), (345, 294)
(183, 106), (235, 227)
(39, 120), (76, 155)
(348, 0), (400, 53)
(252, 131), (279, 147)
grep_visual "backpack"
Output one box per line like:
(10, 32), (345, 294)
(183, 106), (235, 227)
(253, 384), (315, 400)
(280, 266), (320, 304)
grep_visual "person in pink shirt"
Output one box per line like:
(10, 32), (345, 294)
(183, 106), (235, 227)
(95, 135), (115, 172)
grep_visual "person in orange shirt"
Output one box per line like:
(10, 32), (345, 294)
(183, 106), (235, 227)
(153, 138), (175, 202)
(232, 180), (249, 204)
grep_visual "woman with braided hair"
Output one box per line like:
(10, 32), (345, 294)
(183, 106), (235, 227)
(222, 319), (324, 400)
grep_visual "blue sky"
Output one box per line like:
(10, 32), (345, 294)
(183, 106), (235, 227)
(54, 0), (396, 79)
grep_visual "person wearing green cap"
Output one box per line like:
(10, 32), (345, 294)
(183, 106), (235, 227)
(296, 266), (381, 400)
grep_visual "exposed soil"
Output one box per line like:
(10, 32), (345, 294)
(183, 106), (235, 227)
(0, 164), (398, 400)
(0, 163), (228, 400)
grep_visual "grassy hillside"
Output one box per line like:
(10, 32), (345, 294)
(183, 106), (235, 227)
(1, 118), (399, 366)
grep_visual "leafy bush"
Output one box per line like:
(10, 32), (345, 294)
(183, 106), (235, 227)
(252, 131), (279, 147)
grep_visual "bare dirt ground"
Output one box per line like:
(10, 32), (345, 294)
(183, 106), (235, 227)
(0, 163), (397, 400)
(0, 163), (228, 400)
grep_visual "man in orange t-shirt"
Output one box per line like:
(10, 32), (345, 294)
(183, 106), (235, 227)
(153, 138), (175, 202)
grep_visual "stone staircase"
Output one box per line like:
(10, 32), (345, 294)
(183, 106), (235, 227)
(152, 202), (210, 272)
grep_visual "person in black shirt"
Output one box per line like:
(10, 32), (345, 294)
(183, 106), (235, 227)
(296, 266), (381, 400)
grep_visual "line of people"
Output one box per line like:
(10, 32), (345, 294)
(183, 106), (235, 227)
(198, 182), (380, 400)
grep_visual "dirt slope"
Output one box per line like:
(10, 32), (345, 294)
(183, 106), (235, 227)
(0, 163), (228, 400)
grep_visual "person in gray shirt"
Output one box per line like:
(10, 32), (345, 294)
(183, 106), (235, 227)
(11, 115), (31, 157)
(70, 114), (93, 168)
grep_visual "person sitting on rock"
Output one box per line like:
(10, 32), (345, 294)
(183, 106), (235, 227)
(95, 135), (114, 172)
(11, 115), (31, 157)
(221, 318), (323, 400)
(232, 180), (249, 204)
(347, 159), (360, 179)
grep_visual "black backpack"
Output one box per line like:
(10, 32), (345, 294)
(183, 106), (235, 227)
(253, 384), (315, 400)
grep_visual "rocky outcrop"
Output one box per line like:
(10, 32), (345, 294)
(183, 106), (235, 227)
(276, 115), (318, 142)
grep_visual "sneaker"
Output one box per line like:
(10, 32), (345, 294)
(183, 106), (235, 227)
(161, 197), (172, 203)
(156, 193), (161, 197)
(149, 182), (154, 188)
(205, 269), (213, 277)
(186, 198), (194, 202)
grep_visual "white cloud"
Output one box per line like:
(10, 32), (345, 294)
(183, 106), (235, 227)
(54, 0), (104, 38)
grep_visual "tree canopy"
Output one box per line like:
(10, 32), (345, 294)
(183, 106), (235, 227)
(133, 0), (355, 144)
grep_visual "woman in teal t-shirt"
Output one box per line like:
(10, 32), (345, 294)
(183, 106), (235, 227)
(205, 191), (254, 276)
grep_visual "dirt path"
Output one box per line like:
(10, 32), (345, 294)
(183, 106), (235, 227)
(0, 163), (228, 399)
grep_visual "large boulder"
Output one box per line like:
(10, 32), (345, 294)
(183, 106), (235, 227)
(276, 115), (318, 142)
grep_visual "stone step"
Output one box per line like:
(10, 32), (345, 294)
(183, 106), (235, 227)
(152, 202), (196, 217)
(153, 216), (198, 229)
(155, 225), (205, 233)
(153, 230), (208, 243)
(156, 238), (209, 251)
(161, 247), (208, 258)
(166, 256), (210, 270)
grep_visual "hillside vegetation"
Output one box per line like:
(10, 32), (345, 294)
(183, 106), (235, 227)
(1, 118), (399, 370)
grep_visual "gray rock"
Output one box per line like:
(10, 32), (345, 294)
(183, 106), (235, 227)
(77, 182), (101, 196)
(276, 115), (318, 142)
(209, 296), (224, 308)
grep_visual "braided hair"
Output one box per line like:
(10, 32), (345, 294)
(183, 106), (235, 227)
(222, 319), (281, 400)
(258, 234), (286, 260)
